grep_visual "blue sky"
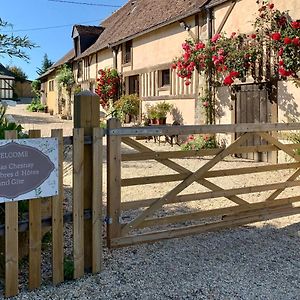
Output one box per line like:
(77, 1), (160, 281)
(1, 0), (127, 80)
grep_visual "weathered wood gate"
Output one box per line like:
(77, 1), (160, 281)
(234, 83), (278, 162)
(106, 119), (300, 248)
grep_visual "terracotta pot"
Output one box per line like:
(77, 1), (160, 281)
(158, 117), (167, 125)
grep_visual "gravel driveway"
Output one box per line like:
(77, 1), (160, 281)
(3, 104), (300, 300)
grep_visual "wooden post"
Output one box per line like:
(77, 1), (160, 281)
(51, 129), (64, 284)
(73, 91), (99, 271)
(92, 128), (103, 273)
(107, 118), (122, 248)
(28, 130), (42, 291)
(73, 128), (84, 278)
(5, 131), (18, 298)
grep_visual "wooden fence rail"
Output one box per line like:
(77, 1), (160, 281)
(106, 118), (300, 248)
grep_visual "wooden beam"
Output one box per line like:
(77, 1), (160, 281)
(73, 128), (85, 279)
(5, 130), (19, 298)
(92, 128), (103, 273)
(28, 130), (42, 291)
(51, 129), (64, 285)
(108, 122), (300, 137)
(216, 1), (237, 34)
(111, 206), (300, 248)
(121, 162), (300, 186)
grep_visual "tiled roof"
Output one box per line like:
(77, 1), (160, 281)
(205, 0), (228, 8)
(73, 25), (103, 36)
(0, 63), (15, 79)
(39, 49), (75, 79)
(78, 0), (208, 59)
(52, 49), (75, 68)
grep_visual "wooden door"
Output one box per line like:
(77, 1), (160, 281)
(235, 83), (276, 162)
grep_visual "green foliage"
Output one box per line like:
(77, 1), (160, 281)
(56, 64), (75, 91)
(287, 132), (300, 155)
(146, 101), (173, 119)
(0, 18), (37, 61)
(6, 65), (27, 82)
(31, 79), (41, 98)
(64, 257), (74, 280)
(27, 99), (46, 112)
(114, 94), (140, 120)
(145, 104), (158, 119)
(155, 101), (173, 119)
(181, 135), (218, 151)
(0, 104), (25, 139)
(36, 53), (54, 76)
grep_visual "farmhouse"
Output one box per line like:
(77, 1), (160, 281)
(40, 0), (300, 126)
(0, 63), (15, 100)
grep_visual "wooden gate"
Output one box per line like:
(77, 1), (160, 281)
(107, 119), (300, 248)
(235, 83), (277, 162)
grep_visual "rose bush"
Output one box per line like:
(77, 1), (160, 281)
(95, 68), (121, 109)
(173, 1), (300, 87)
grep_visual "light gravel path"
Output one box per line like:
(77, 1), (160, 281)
(6, 104), (73, 137)
(3, 105), (300, 300)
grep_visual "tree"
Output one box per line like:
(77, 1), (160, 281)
(0, 18), (36, 61)
(6, 65), (28, 82)
(56, 64), (75, 117)
(31, 79), (41, 98)
(36, 54), (54, 76)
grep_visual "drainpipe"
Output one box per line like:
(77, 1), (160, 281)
(112, 46), (119, 70)
(206, 7), (214, 124)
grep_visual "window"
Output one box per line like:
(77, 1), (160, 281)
(160, 69), (170, 87)
(77, 61), (83, 78)
(48, 80), (54, 92)
(128, 75), (139, 95)
(123, 40), (132, 64)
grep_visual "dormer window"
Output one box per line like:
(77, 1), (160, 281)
(123, 40), (132, 64)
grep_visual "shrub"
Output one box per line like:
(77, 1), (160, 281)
(181, 134), (218, 151)
(114, 94), (140, 120)
(287, 132), (300, 155)
(0, 104), (26, 139)
(27, 99), (46, 112)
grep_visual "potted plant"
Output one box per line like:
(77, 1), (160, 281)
(146, 104), (158, 124)
(114, 94), (140, 123)
(155, 101), (173, 124)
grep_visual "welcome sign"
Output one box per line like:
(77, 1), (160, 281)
(0, 138), (58, 202)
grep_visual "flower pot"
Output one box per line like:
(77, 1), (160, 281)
(158, 117), (167, 125)
(150, 118), (158, 125)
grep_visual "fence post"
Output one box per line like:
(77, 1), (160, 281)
(28, 130), (42, 291)
(5, 130), (18, 298)
(107, 118), (122, 248)
(51, 129), (64, 284)
(74, 91), (99, 271)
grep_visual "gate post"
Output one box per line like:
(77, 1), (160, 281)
(107, 118), (122, 248)
(74, 90), (99, 270)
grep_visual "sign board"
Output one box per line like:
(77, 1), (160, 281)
(0, 138), (58, 202)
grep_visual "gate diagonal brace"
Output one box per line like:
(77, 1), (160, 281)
(255, 131), (300, 201)
(122, 137), (249, 207)
(121, 133), (252, 236)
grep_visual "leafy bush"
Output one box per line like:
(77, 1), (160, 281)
(27, 99), (46, 112)
(181, 134), (218, 151)
(114, 94), (140, 121)
(0, 104), (26, 139)
(64, 257), (74, 280)
(287, 132), (300, 155)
